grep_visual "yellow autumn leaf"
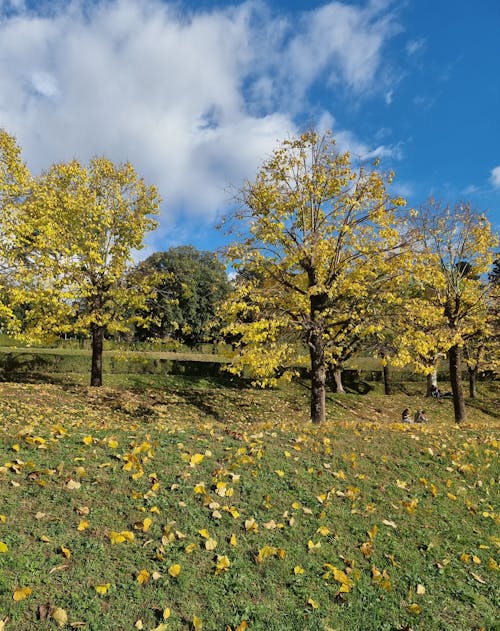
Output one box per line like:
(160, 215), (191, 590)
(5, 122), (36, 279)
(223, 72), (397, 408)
(215, 555), (230, 574)
(77, 520), (90, 531)
(307, 597), (319, 609)
(190, 453), (204, 467)
(109, 531), (125, 544)
(121, 531), (134, 542)
(95, 583), (111, 595)
(230, 533), (237, 547)
(367, 524), (378, 540)
(235, 622), (248, 631)
(416, 584), (426, 595)
(193, 616), (203, 630)
(13, 586), (32, 601)
(307, 540), (321, 552)
(60, 545), (71, 559)
(0, 542), (8, 553)
(185, 543), (198, 554)
(205, 538), (217, 551)
(360, 541), (373, 558)
(294, 566), (305, 574)
(408, 603), (422, 615)
(198, 529), (210, 539)
(316, 526), (330, 536)
(168, 564), (181, 577)
(244, 518), (258, 533)
(143, 517), (152, 532)
(82, 435), (93, 445)
(137, 569), (150, 585)
(163, 608), (171, 620)
(108, 439), (118, 449)
(151, 624), (168, 631)
(51, 606), (68, 628)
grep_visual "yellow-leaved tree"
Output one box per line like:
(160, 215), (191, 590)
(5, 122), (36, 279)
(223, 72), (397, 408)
(0, 129), (31, 333)
(14, 157), (161, 386)
(221, 130), (408, 423)
(399, 200), (498, 422)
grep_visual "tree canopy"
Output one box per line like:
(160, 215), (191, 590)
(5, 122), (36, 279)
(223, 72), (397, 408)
(135, 246), (230, 347)
(221, 130), (408, 423)
(14, 156), (160, 385)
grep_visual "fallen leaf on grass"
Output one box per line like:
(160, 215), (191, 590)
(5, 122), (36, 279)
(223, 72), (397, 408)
(0, 542), (8, 553)
(215, 555), (230, 574)
(307, 597), (319, 609)
(95, 583), (111, 595)
(60, 545), (71, 559)
(77, 520), (90, 531)
(168, 564), (181, 577)
(407, 603), (421, 615)
(51, 607), (68, 628)
(137, 569), (150, 585)
(13, 587), (32, 601)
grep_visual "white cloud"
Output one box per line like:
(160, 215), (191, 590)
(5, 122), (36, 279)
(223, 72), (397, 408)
(490, 166), (500, 189)
(406, 38), (425, 57)
(0, 0), (401, 251)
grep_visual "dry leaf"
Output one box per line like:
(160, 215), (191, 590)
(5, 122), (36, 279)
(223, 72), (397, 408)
(50, 607), (68, 628)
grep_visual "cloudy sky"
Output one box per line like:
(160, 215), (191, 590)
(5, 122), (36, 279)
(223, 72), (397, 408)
(1, 0), (499, 256)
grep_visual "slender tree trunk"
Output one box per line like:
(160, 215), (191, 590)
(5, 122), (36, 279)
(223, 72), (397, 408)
(468, 366), (477, 399)
(309, 331), (326, 424)
(426, 364), (438, 397)
(332, 367), (345, 394)
(90, 324), (105, 387)
(449, 344), (466, 423)
(383, 363), (392, 395)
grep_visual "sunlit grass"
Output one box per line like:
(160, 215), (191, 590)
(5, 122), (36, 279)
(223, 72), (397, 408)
(0, 381), (498, 630)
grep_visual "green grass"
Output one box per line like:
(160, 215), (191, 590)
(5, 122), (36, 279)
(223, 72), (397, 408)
(0, 380), (498, 630)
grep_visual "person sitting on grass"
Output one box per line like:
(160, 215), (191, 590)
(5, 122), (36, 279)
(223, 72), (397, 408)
(431, 384), (441, 398)
(402, 408), (412, 423)
(414, 409), (428, 423)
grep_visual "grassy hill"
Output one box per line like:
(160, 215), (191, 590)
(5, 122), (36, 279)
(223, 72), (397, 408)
(0, 379), (498, 630)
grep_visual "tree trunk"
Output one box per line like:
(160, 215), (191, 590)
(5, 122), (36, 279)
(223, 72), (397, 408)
(449, 344), (466, 423)
(90, 324), (105, 387)
(309, 332), (326, 424)
(468, 366), (477, 399)
(332, 367), (345, 394)
(426, 369), (438, 396)
(383, 363), (392, 395)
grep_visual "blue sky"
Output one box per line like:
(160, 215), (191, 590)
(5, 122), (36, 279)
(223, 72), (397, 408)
(1, 0), (499, 257)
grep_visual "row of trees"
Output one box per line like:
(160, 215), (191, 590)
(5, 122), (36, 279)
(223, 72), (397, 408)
(1, 128), (498, 423)
(220, 132), (499, 424)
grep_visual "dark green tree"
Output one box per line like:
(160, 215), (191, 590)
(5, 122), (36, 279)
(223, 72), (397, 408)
(135, 246), (230, 347)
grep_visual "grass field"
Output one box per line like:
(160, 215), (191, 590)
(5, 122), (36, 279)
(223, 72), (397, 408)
(0, 377), (498, 630)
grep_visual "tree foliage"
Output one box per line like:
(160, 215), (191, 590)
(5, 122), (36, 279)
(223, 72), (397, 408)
(135, 246), (230, 347)
(396, 201), (498, 422)
(221, 130), (408, 423)
(0, 129), (31, 332)
(13, 156), (160, 385)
